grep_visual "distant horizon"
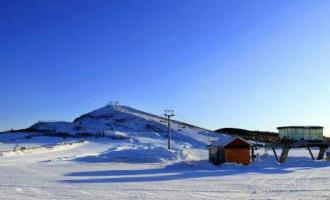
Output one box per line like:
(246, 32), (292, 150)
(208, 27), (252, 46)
(1, 102), (328, 137)
(1, 1), (330, 136)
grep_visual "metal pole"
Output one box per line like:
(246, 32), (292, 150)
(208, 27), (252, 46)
(164, 110), (174, 150)
(167, 115), (171, 149)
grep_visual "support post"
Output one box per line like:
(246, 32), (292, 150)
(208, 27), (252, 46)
(251, 146), (255, 162)
(307, 147), (315, 160)
(273, 146), (290, 163)
(164, 110), (175, 150)
(317, 146), (327, 160)
(279, 146), (290, 163)
(167, 115), (171, 149)
(272, 147), (280, 162)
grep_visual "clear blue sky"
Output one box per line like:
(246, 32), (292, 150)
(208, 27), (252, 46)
(1, 0), (330, 135)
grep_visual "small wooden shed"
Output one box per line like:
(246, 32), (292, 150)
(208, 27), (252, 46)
(209, 136), (252, 165)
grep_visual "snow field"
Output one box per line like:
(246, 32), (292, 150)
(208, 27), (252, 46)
(1, 133), (330, 199)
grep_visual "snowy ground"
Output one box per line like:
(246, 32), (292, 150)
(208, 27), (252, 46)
(1, 133), (330, 199)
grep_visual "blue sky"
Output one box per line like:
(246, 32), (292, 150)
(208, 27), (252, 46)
(1, 0), (330, 135)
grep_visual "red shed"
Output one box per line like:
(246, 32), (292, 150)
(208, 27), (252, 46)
(209, 136), (252, 165)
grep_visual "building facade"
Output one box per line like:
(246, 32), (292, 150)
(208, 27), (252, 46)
(277, 126), (323, 141)
(209, 136), (251, 165)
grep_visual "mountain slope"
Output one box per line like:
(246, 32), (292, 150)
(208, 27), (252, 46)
(27, 105), (226, 148)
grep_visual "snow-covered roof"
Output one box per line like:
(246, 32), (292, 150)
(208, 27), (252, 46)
(209, 135), (251, 147)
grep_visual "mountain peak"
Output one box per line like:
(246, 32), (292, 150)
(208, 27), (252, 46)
(26, 104), (224, 148)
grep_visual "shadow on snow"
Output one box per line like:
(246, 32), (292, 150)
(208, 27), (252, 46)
(61, 156), (330, 184)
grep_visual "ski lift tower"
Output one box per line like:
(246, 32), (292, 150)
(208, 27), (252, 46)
(114, 101), (120, 110)
(107, 101), (114, 107)
(164, 110), (175, 149)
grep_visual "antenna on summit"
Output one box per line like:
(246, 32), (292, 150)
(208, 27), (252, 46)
(114, 101), (120, 110)
(107, 101), (114, 107)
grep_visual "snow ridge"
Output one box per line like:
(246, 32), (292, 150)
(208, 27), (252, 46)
(27, 105), (225, 148)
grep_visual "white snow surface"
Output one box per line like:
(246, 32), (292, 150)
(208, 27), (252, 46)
(0, 133), (330, 199)
(0, 132), (330, 199)
(28, 105), (224, 148)
(1, 105), (330, 199)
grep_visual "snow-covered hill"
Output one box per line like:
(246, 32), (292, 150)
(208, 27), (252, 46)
(1, 104), (231, 164)
(2, 105), (330, 199)
(27, 105), (225, 148)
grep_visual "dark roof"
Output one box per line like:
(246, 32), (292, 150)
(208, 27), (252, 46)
(277, 126), (323, 130)
(215, 128), (278, 136)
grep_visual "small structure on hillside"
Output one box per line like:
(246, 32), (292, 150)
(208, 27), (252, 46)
(208, 136), (252, 165)
(277, 126), (323, 141)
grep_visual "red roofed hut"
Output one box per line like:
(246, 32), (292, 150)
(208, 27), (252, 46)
(209, 136), (252, 165)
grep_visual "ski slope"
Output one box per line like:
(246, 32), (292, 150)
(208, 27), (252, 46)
(27, 105), (222, 147)
(1, 105), (330, 199)
(1, 132), (330, 199)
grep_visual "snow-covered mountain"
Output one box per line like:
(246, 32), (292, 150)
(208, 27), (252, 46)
(27, 105), (225, 148)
